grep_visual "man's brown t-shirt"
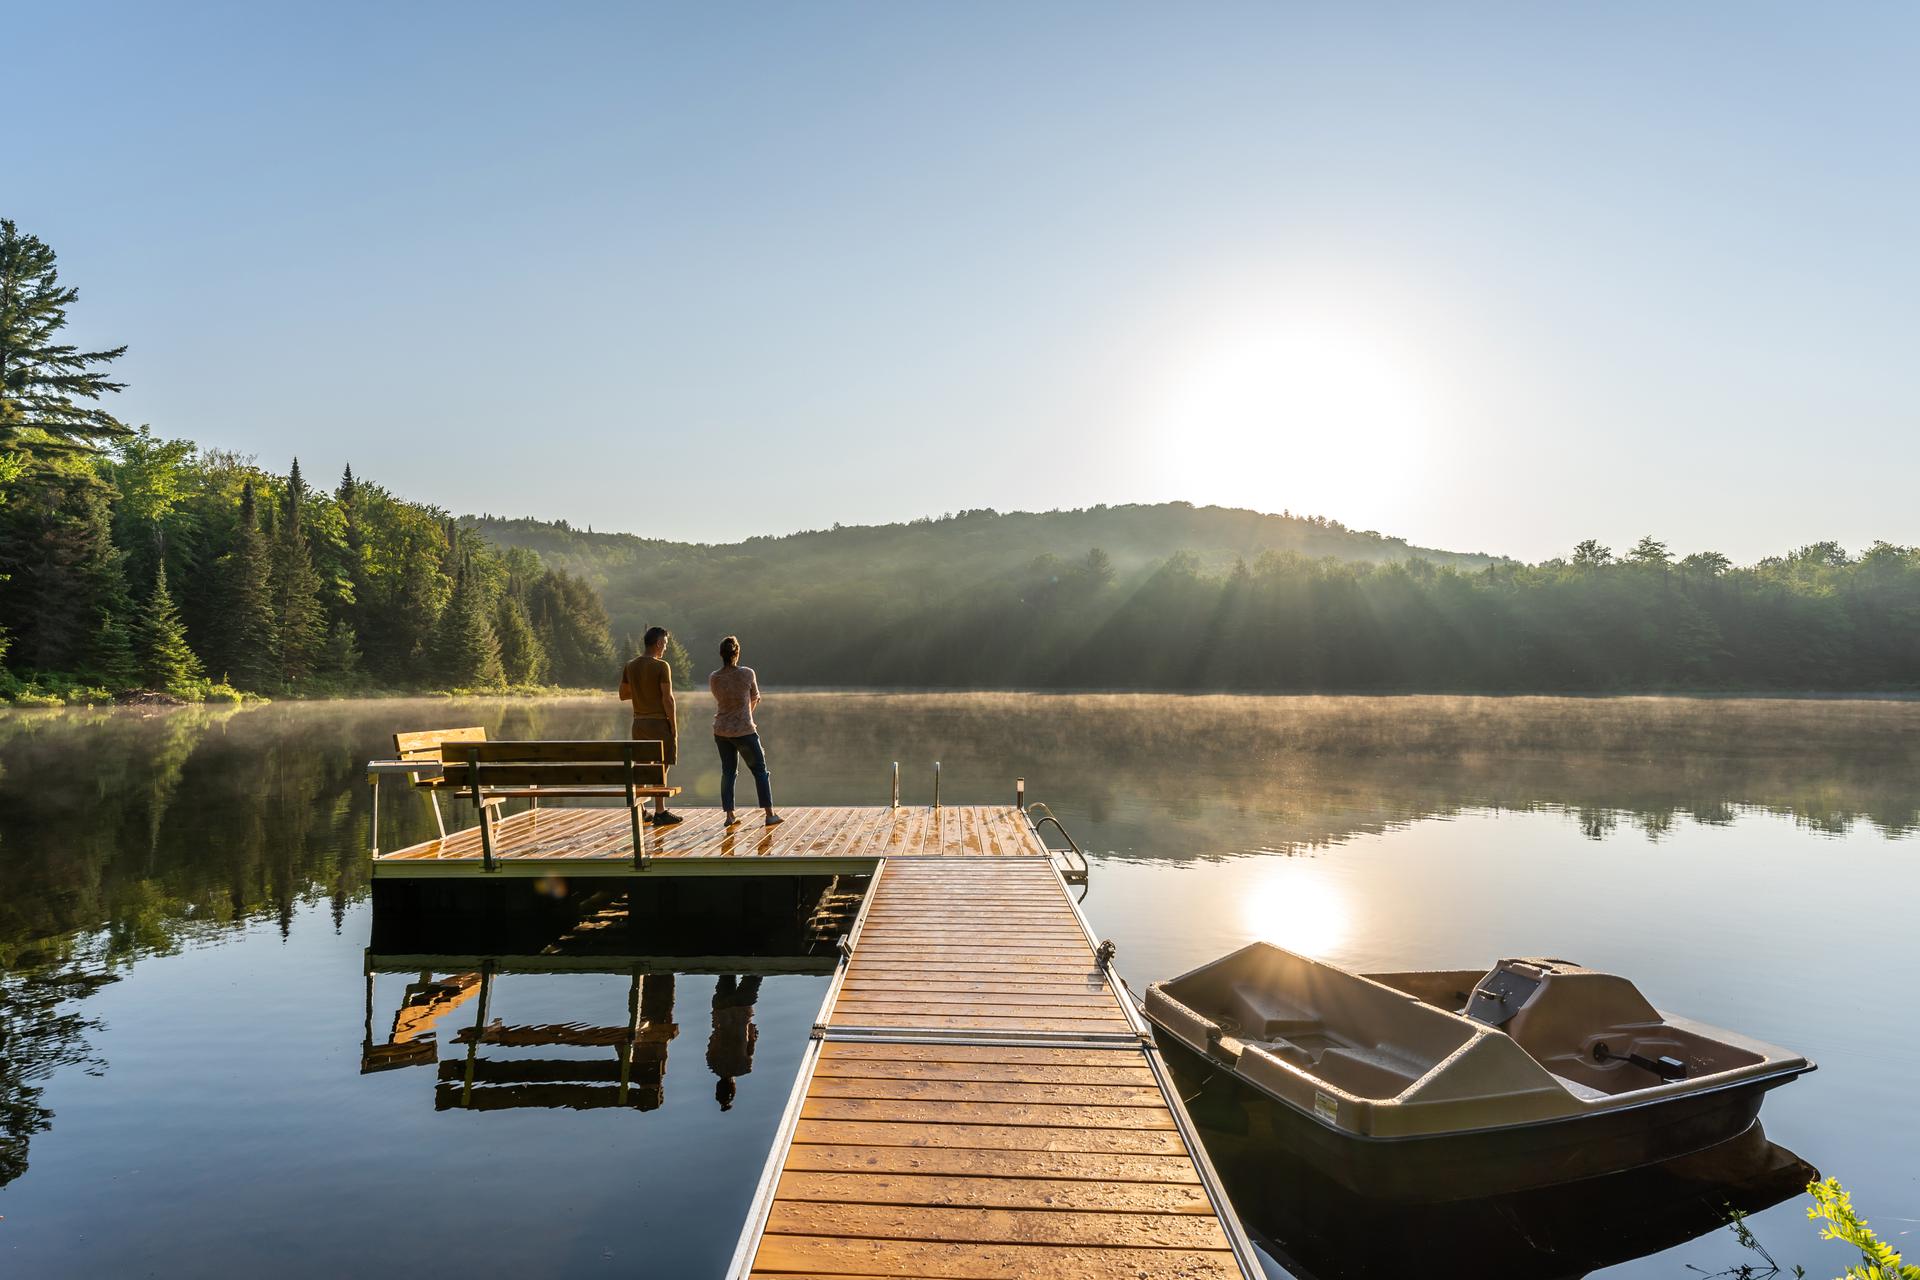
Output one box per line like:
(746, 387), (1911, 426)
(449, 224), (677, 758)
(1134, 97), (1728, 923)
(623, 655), (672, 718)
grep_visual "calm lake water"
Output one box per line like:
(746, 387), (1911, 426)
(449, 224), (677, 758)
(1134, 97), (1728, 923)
(2, 693), (1915, 1278)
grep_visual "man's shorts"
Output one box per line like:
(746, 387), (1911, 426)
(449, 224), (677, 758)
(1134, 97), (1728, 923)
(630, 715), (678, 768)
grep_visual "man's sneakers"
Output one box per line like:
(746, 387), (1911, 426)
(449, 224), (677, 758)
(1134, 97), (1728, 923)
(652, 810), (685, 827)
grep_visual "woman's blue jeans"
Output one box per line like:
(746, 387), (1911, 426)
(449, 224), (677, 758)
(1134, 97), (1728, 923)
(715, 733), (773, 812)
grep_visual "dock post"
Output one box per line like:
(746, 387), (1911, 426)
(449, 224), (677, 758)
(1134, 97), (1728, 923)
(890, 762), (899, 809)
(1015, 777), (1025, 810)
(369, 773), (380, 855)
(933, 761), (941, 809)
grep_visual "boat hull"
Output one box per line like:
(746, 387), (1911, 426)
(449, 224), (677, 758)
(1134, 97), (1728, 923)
(1156, 1028), (1795, 1202)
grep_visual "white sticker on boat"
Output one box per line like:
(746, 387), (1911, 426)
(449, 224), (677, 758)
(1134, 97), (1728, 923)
(1314, 1091), (1339, 1124)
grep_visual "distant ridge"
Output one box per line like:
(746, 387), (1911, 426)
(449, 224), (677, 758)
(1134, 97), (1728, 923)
(463, 501), (1505, 641)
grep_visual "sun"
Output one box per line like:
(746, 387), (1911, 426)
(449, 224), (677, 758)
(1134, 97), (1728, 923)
(1145, 311), (1441, 519)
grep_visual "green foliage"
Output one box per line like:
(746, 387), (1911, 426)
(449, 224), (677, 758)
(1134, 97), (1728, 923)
(428, 563), (505, 689)
(322, 619), (361, 678)
(494, 593), (547, 684)
(1, 443), (611, 699)
(137, 561), (203, 692)
(664, 633), (693, 686)
(527, 567), (616, 685)
(1807, 1177), (1919, 1279)
(270, 459), (327, 684)
(211, 481), (280, 690)
(0, 219), (129, 462)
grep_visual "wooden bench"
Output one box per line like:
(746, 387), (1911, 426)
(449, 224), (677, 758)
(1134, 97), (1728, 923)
(370, 729), (679, 869)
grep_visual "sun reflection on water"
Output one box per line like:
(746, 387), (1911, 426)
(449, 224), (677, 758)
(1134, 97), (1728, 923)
(1237, 867), (1353, 959)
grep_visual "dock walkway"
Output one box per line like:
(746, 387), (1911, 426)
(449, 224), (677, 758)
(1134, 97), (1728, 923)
(729, 844), (1260, 1278)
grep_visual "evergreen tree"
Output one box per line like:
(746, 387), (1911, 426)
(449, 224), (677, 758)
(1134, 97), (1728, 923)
(494, 592), (547, 684)
(528, 568), (615, 684)
(664, 634), (693, 686)
(322, 619), (361, 679)
(0, 470), (131, 679)
(88, 606), (137, 690)
(389, 529), (446, 681)
(0, 219), (129, 461)
(138, 560), (203, 691)
(213, 482), (279, 691)
(271, 459), (326, 683)
(429, 564), (505, 688)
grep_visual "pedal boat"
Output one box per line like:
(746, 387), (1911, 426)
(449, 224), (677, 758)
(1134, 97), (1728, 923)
(1144, 944), (1813, 1200)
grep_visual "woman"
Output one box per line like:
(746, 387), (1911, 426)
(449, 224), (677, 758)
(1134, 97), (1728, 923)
(710, 635), (782, 827)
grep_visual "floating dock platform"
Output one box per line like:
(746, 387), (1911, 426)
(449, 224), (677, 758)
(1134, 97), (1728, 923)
(371, 800), (1261, 1278)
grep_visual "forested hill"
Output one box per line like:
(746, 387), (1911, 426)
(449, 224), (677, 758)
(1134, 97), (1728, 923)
(468, 502), (1499, 586)
(466, 502), (1501, 651)
(465, 509), (1920, 692)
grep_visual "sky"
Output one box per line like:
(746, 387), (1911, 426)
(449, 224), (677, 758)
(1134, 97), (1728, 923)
(11, 2), (1917, 564)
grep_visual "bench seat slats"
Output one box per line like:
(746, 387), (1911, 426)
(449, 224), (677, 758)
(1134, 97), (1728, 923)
(439, 763), (668, 788)
(391, 731), (674, 869)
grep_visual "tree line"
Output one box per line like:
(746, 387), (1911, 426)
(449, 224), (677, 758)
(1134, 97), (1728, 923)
(0, 219), (616, 702)
(479, 510), (1920, 692)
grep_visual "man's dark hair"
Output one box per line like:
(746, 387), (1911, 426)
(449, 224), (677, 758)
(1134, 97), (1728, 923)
(643, 626), (668, 650)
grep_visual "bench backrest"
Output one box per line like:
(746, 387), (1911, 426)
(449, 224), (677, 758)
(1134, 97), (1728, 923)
(395, 726), (487, 762)
(436, 739), (667, 790)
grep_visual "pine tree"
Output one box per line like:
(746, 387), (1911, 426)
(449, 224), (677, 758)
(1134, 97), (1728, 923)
(494, 592), (547, 684)
(0, 469), (133, 679)
(395, 529), (445, 681)
(138, 560), (203, 691)
(429, 563), (505, 688)
(89, 607), (137, 690)
(213, 481), (279, 691)
(271, 459), (327, 683)
(527, 568), (615, 684)
(322, 619), (361, 679)
(664, 634), (693, 686)
(0, 219), (130, 461)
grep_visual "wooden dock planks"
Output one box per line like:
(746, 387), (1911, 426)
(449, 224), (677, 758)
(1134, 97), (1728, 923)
(371, 804), (1049, 875)
(739, 856), (1255, 1279)
(830, 859), (1132, 1036)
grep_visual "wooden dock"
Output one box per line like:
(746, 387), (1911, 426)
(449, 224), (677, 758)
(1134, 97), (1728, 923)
(370, 798), (1258, 1276)
(725, 837), (1261, 1278)
(372, 804), (1045, 877)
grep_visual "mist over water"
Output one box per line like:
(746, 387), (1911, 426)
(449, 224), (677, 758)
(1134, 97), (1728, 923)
(1, 694), (1914, 1277)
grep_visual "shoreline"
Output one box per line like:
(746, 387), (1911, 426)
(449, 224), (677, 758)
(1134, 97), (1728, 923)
(6, 686), (1918, 713)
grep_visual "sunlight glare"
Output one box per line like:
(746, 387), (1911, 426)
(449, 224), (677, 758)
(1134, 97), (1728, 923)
(1147, 311), (1441, 519)
(1238, 868), (1353, 959)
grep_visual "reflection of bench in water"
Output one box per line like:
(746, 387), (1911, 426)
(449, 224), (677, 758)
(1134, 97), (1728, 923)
(441, 986), (680, 1112)
(361, 954), (811, 1114)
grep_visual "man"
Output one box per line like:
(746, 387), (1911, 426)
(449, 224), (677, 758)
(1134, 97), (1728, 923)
(619, 626), (683, 826)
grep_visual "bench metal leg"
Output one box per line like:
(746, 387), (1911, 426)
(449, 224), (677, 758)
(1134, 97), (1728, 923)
(429, 790), (446, 838)
(626, 745), (647, 871)
(478, 804), (496, 872)
(369, 774), (381, 855)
